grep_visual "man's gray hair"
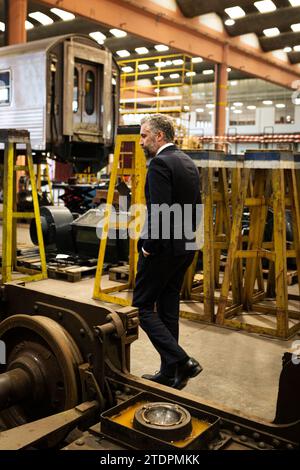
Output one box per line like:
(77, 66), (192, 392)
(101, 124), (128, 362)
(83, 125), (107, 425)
(141, 114), (175, 142)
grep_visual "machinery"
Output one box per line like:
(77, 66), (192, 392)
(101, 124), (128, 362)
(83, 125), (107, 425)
(0, 34), (119, 173)
(0, 280), (299, 450)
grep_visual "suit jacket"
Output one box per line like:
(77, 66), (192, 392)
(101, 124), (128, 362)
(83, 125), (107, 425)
(138, 145), (201, 256)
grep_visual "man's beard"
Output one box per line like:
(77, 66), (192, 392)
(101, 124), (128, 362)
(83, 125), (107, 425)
(143, 147), (155, 160)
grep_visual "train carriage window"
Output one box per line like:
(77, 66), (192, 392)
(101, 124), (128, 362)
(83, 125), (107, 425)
(0, 70), (11, 105)
(85, 70), (95, 115)
(73, 68), (79, 113)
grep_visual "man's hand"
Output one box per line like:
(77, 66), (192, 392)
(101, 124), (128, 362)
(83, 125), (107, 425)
(142, 247), (151, 257)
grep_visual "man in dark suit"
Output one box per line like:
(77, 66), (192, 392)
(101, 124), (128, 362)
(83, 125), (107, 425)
(132, 114), (202, 390)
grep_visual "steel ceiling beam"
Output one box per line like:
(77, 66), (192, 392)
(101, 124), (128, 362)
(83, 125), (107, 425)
(37, 0), (300, 88)
(260, 31), (300, 52)
(225, 6), (300, 38)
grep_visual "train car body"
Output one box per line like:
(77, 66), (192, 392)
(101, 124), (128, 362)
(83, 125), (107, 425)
(0, 34), (119, 171)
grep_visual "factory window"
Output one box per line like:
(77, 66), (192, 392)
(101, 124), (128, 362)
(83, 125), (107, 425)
(85, 70), (95, 115)
(73, 68), (79, 113)
(0, 70), (10, 105)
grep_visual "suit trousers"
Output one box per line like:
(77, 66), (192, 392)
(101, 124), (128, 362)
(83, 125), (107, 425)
(132, 249), (195, 375)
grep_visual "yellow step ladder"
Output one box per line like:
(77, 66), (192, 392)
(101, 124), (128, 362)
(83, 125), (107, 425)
(93, 126), (146, 306)
(0, 129), (47, 283)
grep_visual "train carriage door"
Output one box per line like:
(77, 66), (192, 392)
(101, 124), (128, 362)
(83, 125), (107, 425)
(73, 60), (100, 135)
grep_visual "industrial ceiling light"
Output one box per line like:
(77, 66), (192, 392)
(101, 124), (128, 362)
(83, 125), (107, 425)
(122, 66), (134, 73)
(203, 69), (214, 75)
(0, 21), (5, 31)
(133, 402), (192, 442)
(224, 6), (246, 19)
(233, 102), (243, 106)
(25, 20), (34, 30)
(173, 59), (184, 65)
(186, 71), (196, 76)
(283, 46), (292, 52)
(170, 73), (180, 78)
(196, 108), (204, 112)
(254, 1), (276, 13)
(262, 100), (273, 104)
(225, 18), (235, 26)
(263, 27), (280, 37)
(275, 103), (286, 108)
(89, 32), (107, 44)
(293, 45), (300, 51)
(247, 105), (257, 109)
(28, 11), (53, 25)
(289, 0), (300, 6)
(206, 103), (215, 108)
(227, 67), (232, 72)
(110, 28), (127, 38)
(192, 57), (203, 63)
(135, 47), (149, 54)
(291, 23), (300, 32)
(116, 50), (130, 57)
(154, 45), (169, 52)
(154, 75), (164, 81)
(138, 64), (150, 70)
(155, 61), (166, 67)
(233, 109), (242, 113)
(230, 80), (238, 85)
(50, 8), (75, 21)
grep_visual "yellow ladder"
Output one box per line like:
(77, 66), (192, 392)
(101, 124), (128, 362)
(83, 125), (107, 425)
(1, 129), (47, 283)
(93, 126), (146, 306)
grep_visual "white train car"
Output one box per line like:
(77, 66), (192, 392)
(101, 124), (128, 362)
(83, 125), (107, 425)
(0, 34), (119, 171)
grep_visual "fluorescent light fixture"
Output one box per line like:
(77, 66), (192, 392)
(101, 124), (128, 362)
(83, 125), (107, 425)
(293, 45), (300, 51)
(233, 109), (242, 114)
(154, 88), (160, 93)
(183, 105), (190, 111)
(135, 47), (149, 55)
(254, 1), (276, 13)
(155, 61), (166, 67)
(186, 71), (196, 77)
(291, 23), (300, 32)
(0, 22), (5, 31)
(196, 108), (204, 112)
(275, 103), (286, 108)
(224, 6), (246, 19)
(28, 11), (53, 25)
(116, 50), (130, 57)
(230, 80), (238, 86)
(233, 102), (243, 106)
(173, 59), (184, 65)
(170, 73), (180, 79)
(231, 106), (236, 110)
(225, 19), (235, 26)
(89, 32), (106, 44)
(165, 60), (173, 66)
(209, 111), (214, 115)
(50, 8), (75, 20)
(263, 27), (280, 37)
(284, 46), (292, 52)
(110, 28), (127, 38)
(192, 57), (203, 63)
(138, 64), (149, 71)
(247, 105), (257, 110)
(203, 69), (214, 75)
(154, 75), (164, 81)
(206, 103), (215, 108)
(227, 67), (232, 72)
(25, 20), (34, 30)
(262, 100), (273, 105)
(289, 0), (300, 5)
(122, 66), (134, 73)
(154, 44), (169, 52)
(294, 98), (300, 104)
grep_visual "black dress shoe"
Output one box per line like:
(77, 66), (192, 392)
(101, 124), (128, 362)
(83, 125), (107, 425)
(142, 371), (175, 386)
(173, 357), (203, 390)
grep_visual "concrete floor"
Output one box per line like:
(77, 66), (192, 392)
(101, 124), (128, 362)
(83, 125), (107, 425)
(1, 222), (299, 423)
